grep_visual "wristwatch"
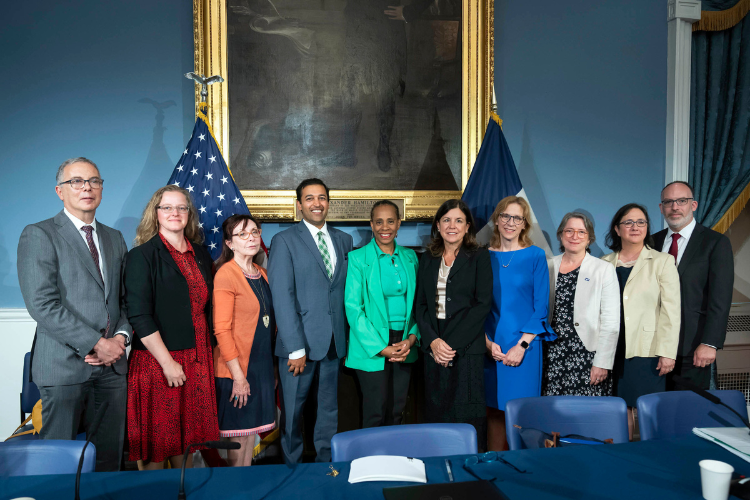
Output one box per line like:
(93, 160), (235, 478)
(114, 332), (131, 347)
(519, 340), (529, 350)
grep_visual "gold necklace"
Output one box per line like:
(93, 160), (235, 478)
(246, 275), (270, 328)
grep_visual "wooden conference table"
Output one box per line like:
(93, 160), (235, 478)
(3, 435), (749, 499)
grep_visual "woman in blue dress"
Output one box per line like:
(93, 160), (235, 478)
(484, 196), (555, 451)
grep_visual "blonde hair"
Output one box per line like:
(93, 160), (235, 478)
(134, 185), (204, 246)
(489, 196), (533, 249)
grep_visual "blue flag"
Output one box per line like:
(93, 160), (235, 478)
(167, 103), (251, 260)
(462, 113), (551, 255)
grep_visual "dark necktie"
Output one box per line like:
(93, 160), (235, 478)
(668, 233), (680, 263)
(82, 225), (110, 336)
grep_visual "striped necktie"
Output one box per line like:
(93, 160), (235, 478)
(316, 231), (333, 280)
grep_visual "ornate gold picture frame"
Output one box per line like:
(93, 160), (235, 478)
(193, 0), (493, 220)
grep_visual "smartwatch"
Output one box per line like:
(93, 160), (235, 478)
(519, 340), (529, 350)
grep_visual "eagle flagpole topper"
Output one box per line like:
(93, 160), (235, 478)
(185, 72), (224, 103)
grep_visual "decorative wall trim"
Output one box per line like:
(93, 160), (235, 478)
(666, 0), (701, 197)
(0, 308), (34, 323)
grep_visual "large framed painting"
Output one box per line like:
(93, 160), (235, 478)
(193, 0), (493, 220)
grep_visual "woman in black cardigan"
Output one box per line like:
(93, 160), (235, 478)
(415, 199), (492, 446)
(124, 185), (218, 470)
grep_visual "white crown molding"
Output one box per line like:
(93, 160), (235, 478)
(0, 308), (35, 323)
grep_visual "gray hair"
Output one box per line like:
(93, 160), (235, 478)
(556, 212), (596, 253)
(56, 157), (99, 185)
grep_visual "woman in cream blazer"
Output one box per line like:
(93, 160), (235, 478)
(543, 212), (620, 397)
(602, 203), (680, 438)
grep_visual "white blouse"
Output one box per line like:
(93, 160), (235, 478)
(435, 257), (453, 319)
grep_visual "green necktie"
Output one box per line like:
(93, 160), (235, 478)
(316, 231), (333, 280)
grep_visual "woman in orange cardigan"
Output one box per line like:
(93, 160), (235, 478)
(213, 214), (276, 467)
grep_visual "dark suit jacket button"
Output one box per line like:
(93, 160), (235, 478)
(106, 300), (108, 305)
(448, 280), (451, 283)
(447, 297), (451, 301)
(100, 329), (106, 334)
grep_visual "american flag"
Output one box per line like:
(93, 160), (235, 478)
(167, 102), (265, 261)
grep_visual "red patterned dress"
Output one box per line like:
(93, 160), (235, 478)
(127, 235), (219, 463)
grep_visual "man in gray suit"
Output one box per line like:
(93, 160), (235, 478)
(269, 178), (353, 464)
(17, 157), (132, 472)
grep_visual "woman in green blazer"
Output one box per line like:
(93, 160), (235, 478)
(345, 200), (420, 428)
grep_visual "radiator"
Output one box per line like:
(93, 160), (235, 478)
(716, 303), (750, 413)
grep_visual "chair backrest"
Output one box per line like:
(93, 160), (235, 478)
(21, 352), (40, 415)
(331, 423), (477, 462)
(0, 440), (95, 477)
(505, 396), (629, 450)
(637, 390), (749, 441)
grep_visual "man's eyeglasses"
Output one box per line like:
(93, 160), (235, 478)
(498, 213), (525, 226)
(563, 229), (588, 238)
(233, 229), (261, 240)
(157, 205), (189, 214)
(58, 177), (104, 190)
(618, 219), (647, 228)
(661, 197), (693, 207)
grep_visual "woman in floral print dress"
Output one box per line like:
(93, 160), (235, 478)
(543, 212), (620, 397)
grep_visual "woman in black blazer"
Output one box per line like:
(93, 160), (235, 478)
(124, 185), (219, 470)
(415, 199), (493, 447)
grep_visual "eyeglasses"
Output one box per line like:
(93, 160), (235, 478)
(661, 197), (693, 207)
(463, 451), (528, 477)
(499, 213), (525, 225)
(618, 219), (647, 228)
(157, 205), (189, 214)
(563, 229), (588, 238)
(58, 177), (104, 190)
(233, 229), (261, 240)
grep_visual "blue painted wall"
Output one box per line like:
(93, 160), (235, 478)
(495, 0), (667, 256)
(0, 0), (667, 307)
(0, 1), (195, 307)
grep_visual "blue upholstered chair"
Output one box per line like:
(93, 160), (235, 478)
(20, 352), (40, 422)
(505, 396), (629, 450)
(331, 423), (478, 462)
(637, 390), (748, 441)
(0, 440), (95, 477)
(14, 352), (87, 442)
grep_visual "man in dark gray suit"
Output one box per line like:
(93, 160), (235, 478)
(653, 181), (734, 390)
(17, 158), (132, 471)
(269, 178), (353, 464)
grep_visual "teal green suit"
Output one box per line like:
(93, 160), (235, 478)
(344, 239), (420, 372)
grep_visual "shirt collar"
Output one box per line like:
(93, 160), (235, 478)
(666, 217), (696, 241)
(158, 232), (194, 255)
(64, 207), (97, 232)
(373, 239), (399, 257)
(303, 219), (328, 238)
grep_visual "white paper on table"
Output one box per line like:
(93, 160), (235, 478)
(693, 427), (750, 463)
(348, 455), (427, 484)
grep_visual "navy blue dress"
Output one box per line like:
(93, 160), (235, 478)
(484, 246), (556, 411)
(215, 277), (276, 437)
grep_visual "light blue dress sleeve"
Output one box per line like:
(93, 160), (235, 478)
(520, 248), (556, 341)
